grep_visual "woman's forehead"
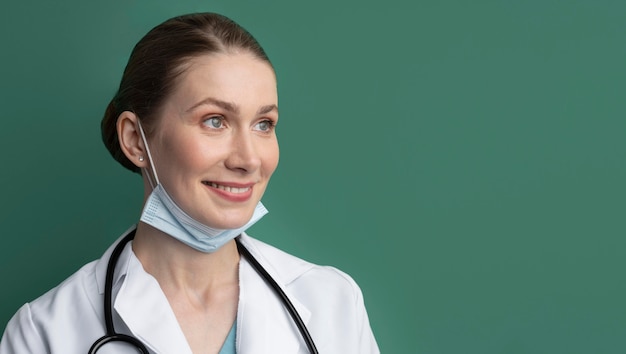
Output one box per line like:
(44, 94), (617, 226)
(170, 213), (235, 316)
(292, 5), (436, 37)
(168, 53), (277, 112)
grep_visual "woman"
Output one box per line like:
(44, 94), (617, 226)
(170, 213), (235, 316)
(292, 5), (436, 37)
(0, 12), (379, 354)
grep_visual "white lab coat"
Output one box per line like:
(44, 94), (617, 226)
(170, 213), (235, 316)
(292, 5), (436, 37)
(0, 227), (379, 353)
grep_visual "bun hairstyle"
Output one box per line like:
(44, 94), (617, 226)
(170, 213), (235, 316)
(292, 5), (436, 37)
(101, 13), (272, 173)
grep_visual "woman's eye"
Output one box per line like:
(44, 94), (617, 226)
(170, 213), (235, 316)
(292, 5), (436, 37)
(203, 116), (224, 129)
(254, 120), (274, 132)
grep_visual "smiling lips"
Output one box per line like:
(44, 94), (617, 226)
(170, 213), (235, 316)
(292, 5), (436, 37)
(202, 181), (254, 201)
(204, 181), (250, 193)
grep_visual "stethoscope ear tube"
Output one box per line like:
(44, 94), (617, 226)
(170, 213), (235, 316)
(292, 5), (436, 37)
(235, 239), (319, 354)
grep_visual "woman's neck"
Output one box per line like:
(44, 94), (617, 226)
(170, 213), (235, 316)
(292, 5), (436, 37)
(132, 223), (240, 352)
(131, 222), (240, 294)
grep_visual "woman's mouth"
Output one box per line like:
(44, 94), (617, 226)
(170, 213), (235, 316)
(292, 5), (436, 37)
(202, 181), (252, 194)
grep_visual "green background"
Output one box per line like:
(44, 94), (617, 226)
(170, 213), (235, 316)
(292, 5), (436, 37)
(1, 0), (625, 353)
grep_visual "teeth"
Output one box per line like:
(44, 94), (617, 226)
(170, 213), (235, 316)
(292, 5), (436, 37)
(207, 182), (250, 194)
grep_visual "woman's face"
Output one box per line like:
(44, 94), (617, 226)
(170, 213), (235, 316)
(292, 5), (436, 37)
(145, 52), (279, 230)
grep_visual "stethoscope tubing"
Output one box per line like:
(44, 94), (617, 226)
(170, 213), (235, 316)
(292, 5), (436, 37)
(235, 239), (319, 354)
(89, 230), (149, 353)
(89, 230), (318, 354)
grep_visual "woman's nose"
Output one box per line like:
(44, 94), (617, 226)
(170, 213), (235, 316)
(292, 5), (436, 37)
(224, 132), (262, 173)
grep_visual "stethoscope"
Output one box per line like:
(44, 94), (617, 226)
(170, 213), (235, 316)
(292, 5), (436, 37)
(88, 229), (318, 354)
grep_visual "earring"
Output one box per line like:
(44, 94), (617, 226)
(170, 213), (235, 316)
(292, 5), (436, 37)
(138, 156), (144, 162)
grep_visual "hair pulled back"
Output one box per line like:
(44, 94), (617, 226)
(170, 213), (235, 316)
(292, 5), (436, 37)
(101, 12), (271, 173)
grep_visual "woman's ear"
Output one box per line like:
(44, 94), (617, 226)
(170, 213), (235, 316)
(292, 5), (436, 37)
(117, 111), (148, 169)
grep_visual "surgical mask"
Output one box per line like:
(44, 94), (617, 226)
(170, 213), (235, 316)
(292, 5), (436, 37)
(136, 120), (268, 253)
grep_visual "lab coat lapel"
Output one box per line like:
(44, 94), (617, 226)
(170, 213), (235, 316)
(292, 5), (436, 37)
(236, 236), (312, 354)
(96, 229), (313, 353)
(114, 250), (193, 354)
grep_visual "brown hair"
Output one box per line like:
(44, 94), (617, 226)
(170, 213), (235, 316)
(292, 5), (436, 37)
(101, 12), (272, 173)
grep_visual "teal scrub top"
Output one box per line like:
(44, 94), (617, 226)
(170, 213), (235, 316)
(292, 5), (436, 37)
(218, 321), (236, 354)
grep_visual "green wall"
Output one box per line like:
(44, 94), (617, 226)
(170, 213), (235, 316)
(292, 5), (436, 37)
(1, 1), (625, 352)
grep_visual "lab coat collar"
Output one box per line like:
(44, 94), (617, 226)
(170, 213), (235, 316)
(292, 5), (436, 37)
(94, 227), (317, 294)
(115, 243), (192, 353)
(93, 227), (315, 353)
(237, 232), (316, 286)
(94, 225), (192, 353)
(94, 225), (137, 295)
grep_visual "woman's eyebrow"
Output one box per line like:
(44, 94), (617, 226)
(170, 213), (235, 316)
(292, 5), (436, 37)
(186, 97), (239, 113)
(258, 104), (278, 115)
(186, 98), (277, 116)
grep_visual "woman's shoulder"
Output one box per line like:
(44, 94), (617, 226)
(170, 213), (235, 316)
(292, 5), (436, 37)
(0, 258), (105, 353)
(239, 233), (365, 302)
(8, 253), (105, 339)
(1, 231), (138, 353)
(27, 258), (100, 313)
(27, 229), (136, 318)
(26, 232), (128, 319)
(239, 233), (379, 353)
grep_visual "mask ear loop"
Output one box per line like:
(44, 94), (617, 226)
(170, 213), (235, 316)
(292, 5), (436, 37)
(136, 120), (160, 189)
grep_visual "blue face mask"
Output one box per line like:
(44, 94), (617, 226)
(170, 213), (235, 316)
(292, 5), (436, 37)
(136, 121), (268, 253)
